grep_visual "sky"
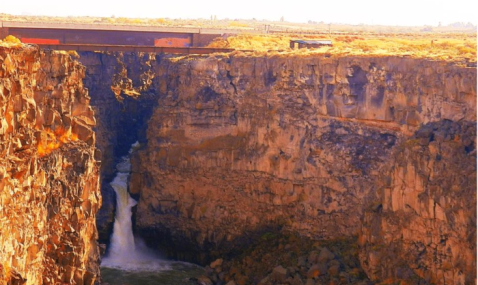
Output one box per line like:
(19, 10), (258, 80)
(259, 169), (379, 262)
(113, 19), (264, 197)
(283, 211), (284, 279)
(1, 0), (477, 27)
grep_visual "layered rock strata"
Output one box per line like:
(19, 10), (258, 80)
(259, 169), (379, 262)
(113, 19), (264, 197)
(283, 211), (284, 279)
(0, 45), (100, 285)
(126, 53), (476, 284)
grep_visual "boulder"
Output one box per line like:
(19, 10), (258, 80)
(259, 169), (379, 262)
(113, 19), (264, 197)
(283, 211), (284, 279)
(271, 265), (288, 282)
(318, 247), (335, 263)
(307, 264), (327, 279)
(210, 258), (224, 269)
(196, 276), (213, 285)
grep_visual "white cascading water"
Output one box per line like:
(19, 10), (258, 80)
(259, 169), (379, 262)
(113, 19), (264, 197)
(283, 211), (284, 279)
(101, 142), (170, 271)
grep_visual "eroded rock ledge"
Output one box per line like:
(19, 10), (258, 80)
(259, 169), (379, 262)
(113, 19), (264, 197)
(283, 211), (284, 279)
(0, 45), (100, 285)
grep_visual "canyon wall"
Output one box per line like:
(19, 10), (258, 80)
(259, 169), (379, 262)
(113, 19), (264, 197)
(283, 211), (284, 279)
(74, 50), (475, 284)
(125, 53), (476, 283)
(0, 45), (100, 284)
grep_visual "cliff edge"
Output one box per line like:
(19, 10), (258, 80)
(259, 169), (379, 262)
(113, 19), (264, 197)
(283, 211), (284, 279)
(0, 44), (100, 285)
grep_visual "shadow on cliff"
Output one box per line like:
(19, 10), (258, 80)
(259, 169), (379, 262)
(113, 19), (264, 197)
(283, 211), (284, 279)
(78, 51), (161, 244)
(137, 222), (291, 266)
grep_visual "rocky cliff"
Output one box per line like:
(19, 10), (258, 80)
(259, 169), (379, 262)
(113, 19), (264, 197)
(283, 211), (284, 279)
(124, 53), (476, 283)
(0, 44), (100, 285)
(360, 120), (476, 284)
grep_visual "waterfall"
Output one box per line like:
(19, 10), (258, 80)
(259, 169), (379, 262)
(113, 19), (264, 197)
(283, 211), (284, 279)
(105, 153), (137, 260)
(101, 142), (170, 271)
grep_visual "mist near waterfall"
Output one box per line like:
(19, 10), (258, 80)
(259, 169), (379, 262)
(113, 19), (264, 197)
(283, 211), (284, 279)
(101, 142), (170, 272)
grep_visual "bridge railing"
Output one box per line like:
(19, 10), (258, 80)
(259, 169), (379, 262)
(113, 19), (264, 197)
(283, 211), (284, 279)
(35, 43), (235, 54)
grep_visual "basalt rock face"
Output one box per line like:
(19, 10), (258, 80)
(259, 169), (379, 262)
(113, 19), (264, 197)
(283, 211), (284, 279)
(0, 45), (100, 284)
(73, 50), (476, 283)
(129, 52), (476, 277)
(359, 120), (476, 284)
(77, 51), (159, 243)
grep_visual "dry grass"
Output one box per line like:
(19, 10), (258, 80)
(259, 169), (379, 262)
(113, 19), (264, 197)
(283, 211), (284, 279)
(0, 35), (22, 48)
(207, 33), (477, 63)
(227, 21), (252, 29)
(208, 34), (291, 50)
(3, 35), (21, 43)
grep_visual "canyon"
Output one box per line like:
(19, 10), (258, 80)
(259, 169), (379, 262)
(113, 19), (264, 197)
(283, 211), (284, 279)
(1, 42), (476, 285)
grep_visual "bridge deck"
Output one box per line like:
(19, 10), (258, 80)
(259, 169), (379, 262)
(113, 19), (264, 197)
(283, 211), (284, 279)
(36, 43), (234, 54)
(1, 21), (231, 48)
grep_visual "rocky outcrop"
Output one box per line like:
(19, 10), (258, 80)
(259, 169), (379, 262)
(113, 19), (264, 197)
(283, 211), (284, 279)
(0, 45), (100, 284)
(359, 120), (476, 284)
(128, 52), (476, 273)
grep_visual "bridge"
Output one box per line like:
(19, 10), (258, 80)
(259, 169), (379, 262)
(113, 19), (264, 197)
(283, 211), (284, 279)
(0, 21), (236, 54)
(32, 43), (234, 54)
